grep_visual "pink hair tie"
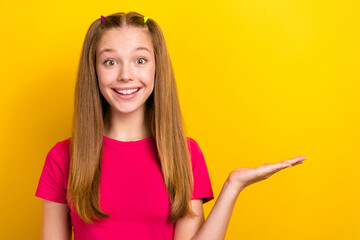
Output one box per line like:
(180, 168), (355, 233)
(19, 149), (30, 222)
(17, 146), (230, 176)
(100, 15), (105, 23)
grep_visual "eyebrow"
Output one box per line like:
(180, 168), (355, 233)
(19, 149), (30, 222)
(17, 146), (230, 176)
(99, 47), (152, 56)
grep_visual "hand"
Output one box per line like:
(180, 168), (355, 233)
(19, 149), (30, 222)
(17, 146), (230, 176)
(226, 156), (307, 194)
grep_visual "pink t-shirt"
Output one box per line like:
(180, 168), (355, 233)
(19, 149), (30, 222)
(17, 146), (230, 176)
(35, 135), (214, 239)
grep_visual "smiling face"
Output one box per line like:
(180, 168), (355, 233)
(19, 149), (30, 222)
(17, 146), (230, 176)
(95, 26), (155, 116)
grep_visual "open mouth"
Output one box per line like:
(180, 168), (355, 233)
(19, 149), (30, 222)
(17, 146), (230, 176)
(113, 88), (140, 95)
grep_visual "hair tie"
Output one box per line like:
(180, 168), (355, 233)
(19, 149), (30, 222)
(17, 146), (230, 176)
(143, 16), (148, 23)
(100, 15), (105, 23)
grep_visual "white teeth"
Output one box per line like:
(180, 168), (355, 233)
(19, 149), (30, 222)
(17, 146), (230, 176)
(114, 88), (140, 95)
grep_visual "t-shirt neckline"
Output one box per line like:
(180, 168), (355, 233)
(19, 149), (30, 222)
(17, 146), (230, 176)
(102, 135), (155, 146)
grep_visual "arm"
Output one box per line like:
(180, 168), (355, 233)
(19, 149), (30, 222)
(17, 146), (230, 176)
(191, 179), (240, 240)
(173, 179), (240, 240)
(174, 156), (306, 240)
(41, 199), (72, 240)
(173, 199), (205, 239)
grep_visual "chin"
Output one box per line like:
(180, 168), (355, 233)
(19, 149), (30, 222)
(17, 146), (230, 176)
(112, 105), (144, 115)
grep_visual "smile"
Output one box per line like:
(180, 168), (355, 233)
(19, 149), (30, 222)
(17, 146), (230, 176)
(114, 88), (140, 95)
(112, 88), (141, 100)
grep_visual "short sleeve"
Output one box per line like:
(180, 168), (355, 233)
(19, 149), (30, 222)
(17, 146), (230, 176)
(188, 138), (214, 204)
(35, 141), (69, 204)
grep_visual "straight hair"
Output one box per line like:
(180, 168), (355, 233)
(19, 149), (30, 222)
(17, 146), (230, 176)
(67, 11), (196, 224)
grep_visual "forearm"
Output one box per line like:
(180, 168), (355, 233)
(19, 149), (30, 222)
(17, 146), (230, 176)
(192, 179), (243, 240)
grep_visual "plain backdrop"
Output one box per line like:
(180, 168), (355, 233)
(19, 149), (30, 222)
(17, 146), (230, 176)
(0, 0), (359, 239)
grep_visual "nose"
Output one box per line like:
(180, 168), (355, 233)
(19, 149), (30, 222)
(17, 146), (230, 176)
(117, 62), (134, 82)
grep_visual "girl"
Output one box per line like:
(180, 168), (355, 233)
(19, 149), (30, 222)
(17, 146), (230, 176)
(35, 11), (306, 240)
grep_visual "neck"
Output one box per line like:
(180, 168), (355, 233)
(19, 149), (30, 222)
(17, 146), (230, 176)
(103, 105), (151, 141)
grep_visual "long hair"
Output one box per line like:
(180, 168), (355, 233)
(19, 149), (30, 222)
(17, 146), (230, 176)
(67, 11), (196, 224)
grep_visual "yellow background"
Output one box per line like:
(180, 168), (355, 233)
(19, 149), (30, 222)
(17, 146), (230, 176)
(1, 0), (359, 239)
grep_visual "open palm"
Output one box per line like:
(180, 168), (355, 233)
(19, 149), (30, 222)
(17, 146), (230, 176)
(227, 156), (306, 192)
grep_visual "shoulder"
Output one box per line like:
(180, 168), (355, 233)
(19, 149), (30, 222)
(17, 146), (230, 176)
(57, 137), (71, 154)
(185, 136), (206, 166)
(185, 137), (214, 203)
(186, 136), (198, 150)
(45, 137), (71, 167)
(50, 137), (71, 155)
(36, 137), (71, 203)
(186, 136), (203, 154)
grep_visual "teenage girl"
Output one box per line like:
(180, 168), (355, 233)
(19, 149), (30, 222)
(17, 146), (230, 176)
(35, 11), (306, 240)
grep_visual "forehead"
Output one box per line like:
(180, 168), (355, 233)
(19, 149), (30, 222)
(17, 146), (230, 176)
(97, 27), (153, 54)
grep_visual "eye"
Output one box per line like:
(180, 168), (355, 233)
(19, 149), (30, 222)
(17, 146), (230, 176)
(136, 57), (148, 64)
(104, 59), (117, 67)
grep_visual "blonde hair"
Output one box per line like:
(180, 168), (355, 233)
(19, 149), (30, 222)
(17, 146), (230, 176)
(67, 11), (196, 224)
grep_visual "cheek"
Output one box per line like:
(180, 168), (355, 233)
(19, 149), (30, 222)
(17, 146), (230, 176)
(142, 66), (156, 85)
(96, 68), (110, 96)
(97, 68), (117, 85)
(97, 81), (108, 101)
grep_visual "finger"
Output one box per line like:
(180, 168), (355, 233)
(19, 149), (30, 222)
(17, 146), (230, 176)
(294, 156), (306, 161)
(283, 160), (303, 167)
(266, 162), (291, 174)
(277, 158), (303, 170)
(292, 160), (304, 165)
(276, 160), (305, 171)
(258, 157), (305, 175)
(264, 157), (306, 176)
(287, 156), (306, 163)
(282, 156), (306, 165)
